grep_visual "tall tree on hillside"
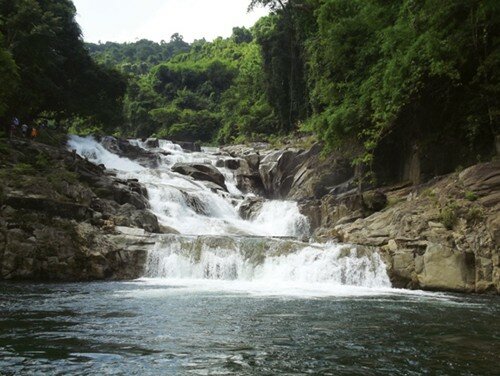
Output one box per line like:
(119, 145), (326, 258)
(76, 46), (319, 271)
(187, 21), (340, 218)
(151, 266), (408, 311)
(0, 32), (18, 118)
(0, 0), (126, 130)
(250, 0), (313, 132)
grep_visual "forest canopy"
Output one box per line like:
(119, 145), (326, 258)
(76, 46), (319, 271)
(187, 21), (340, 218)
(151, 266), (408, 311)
(1, 0), (498, 179)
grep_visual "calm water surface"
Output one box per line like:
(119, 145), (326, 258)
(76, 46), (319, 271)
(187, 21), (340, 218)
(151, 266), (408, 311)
(0, 281), (499, 375)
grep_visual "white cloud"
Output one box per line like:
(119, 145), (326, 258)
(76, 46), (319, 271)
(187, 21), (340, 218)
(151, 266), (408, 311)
(73, 0), (268, 43)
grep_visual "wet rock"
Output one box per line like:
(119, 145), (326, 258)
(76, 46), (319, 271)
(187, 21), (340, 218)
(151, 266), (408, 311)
(145, 138), (159, 148)
(224, 159), (241, 170)
(172, 141), (201, 152)
(181, 191), (210, 215)
(159, 225), (181, 235)
(172, 162), (227, 190)
(239, 197), (265, 220)
(323, 162), (499, 294)
(100, 136), (159, 168)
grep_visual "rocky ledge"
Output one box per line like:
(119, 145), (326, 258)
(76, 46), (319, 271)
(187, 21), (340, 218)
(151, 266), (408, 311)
(0, 138), (163, 281)
(225, 142), (499, 294)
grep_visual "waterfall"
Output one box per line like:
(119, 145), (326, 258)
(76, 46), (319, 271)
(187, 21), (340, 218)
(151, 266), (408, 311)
(68, 135), (392, 291)
(145, 236), (390, 288)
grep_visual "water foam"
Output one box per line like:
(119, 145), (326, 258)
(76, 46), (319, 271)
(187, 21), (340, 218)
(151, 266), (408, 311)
(68, 135), (394, 294)
(145, 238), (391, 291)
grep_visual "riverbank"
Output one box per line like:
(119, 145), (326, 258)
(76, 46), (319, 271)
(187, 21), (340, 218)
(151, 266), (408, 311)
(0, 136), (498, 294)
(0, 137), (158, 281)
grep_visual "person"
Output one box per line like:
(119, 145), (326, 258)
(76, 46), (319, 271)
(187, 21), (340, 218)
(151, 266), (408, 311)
(10, 117), (19, 138)
(21, 123), (29, 138)
(30, 126), (38, 139)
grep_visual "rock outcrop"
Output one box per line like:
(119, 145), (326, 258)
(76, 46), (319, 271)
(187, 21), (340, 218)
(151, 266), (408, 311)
(172, 162), (227, 191)
(99, 136), (160, 167)
(310, 161), (499, 293)
(0, 138), (161, 281)
(226, 141), (499, 294)
(224, 143), (354, 199)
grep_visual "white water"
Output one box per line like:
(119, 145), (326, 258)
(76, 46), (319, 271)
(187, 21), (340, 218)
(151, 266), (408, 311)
(68, 135), (393, 295)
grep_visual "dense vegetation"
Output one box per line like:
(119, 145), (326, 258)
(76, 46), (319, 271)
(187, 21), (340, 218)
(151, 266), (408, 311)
(1, 0), (498, 183)
(0, 0), (126, 133)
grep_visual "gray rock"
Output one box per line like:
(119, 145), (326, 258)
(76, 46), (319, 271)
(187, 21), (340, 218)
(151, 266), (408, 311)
(172, 163), (227, 190)
(145, 138), (159, 148)
(239, 197), (265, 220)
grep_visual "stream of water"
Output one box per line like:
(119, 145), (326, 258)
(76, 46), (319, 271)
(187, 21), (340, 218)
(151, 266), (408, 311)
(1, 136), (498, 375)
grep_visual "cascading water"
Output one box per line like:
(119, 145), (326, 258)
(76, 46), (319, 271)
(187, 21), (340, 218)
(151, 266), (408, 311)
(68, 135), (392, 294)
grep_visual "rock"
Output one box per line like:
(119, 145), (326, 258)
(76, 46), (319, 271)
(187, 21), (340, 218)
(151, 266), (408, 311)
(115, 226), (146, 237)
(172, 162), (227, 190)
(244, 154), (261, 171)
(460, 161), (500, 206)
(388, 239), (398, 251)
(233, 159), (264, 195)
(159, 225), (180, 234)
(129, 210), (160, 233)
(5, 194), (93, 221)
(362, 191), (387, 212)
(224, 159), (241, 170)
(238, 197), (265, 220)
(181, 191), (209, 215)
(172, 141), (201, 152)
(0, 139), (160, 282)
(391, 250), (416, 285)
(144, 138), (159, 148)
(417, 243), (475, 292)
(486, 214), (500, 245)
(100, 136), (159, 168)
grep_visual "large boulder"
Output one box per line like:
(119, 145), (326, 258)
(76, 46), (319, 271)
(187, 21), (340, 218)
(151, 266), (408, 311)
(417, 243), (475, 292)
(172, 162), (227, 190)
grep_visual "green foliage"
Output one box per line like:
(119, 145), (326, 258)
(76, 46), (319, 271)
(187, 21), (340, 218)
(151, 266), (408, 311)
(12, 163), (35, 175)
(0, 0), (126, 131)
(465, 191), (479, 202)
(439, 201), (460, 230)
(305, 0), (498, 168)
(465, 206), (484, 224)
(87, 34), (190, 75)
(117, 33), (278, 142)
(0, 33), (18, 117)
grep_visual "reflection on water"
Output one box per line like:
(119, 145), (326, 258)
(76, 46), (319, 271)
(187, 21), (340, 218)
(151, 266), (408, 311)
(1, 282), (498, 375)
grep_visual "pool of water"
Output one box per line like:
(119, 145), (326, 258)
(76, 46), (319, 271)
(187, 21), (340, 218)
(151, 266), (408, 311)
(1, 281), (498, 375)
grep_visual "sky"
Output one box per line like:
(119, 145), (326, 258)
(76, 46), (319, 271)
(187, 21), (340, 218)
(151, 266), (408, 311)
(72, 0), (269, 44)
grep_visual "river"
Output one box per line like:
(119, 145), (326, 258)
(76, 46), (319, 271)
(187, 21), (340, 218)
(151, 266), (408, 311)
(0, 136), (498, 375)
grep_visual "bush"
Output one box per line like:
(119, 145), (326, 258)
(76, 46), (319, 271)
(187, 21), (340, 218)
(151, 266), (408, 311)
(464, 191), (478, 201)
(439, 202), (460, 230)
(465, 206), (484, 225)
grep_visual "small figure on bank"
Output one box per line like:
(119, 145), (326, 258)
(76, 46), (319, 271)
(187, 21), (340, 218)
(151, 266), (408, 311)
(10, 117), (20, 138)
(21, 123), (29, 138)
(30, 126), (38, 139)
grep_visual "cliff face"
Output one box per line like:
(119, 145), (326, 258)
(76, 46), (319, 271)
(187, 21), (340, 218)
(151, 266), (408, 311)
(224, 143), (500, 294)
(0, 138), (158, 281)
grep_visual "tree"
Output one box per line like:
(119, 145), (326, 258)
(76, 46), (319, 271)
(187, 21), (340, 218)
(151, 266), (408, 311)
(0, 33), (18, 118)
(0, 0), (126, 130)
